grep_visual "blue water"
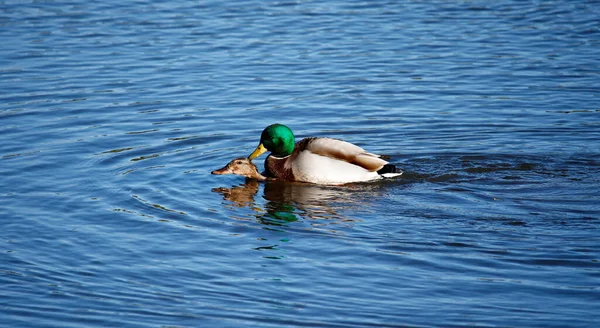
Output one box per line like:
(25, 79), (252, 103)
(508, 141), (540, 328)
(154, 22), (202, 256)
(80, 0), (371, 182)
(2, 1), (599, 327)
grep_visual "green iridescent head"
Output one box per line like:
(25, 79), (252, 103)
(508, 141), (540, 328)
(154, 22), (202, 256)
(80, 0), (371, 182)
(248, 124), (295, 159)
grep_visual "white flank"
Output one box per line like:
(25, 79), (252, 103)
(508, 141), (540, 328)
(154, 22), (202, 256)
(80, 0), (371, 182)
(291, 151), (382, 185)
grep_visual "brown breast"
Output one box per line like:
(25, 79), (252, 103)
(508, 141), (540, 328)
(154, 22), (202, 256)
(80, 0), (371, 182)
(265, 155), (296, 181)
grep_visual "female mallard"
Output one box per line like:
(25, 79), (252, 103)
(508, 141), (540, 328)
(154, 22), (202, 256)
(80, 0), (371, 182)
(248, 124), (402, 185)
(212, 158), (267, 180)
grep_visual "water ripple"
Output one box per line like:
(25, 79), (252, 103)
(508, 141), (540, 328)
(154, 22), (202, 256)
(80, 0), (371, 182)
(1, 0), (600, 327)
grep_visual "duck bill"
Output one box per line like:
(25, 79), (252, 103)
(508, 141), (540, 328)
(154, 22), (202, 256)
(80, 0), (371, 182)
(248, 143), (267, 160)
(211, 166), (231, 175)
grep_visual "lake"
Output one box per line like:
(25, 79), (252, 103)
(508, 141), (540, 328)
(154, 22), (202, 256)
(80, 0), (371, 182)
(1, 0), (599, 327)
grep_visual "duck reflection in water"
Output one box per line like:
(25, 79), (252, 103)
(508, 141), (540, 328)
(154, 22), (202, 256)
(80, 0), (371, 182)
(211, 158), (365, 225)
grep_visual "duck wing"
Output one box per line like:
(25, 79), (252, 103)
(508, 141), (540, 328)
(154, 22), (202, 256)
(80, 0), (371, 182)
(297, 137), (388, 172)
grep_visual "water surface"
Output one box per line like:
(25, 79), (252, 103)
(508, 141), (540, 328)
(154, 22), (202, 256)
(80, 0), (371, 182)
(1, 1), (599, 327)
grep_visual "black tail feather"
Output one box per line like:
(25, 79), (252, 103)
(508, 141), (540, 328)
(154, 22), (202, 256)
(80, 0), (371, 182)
(377, 164), (399, 175)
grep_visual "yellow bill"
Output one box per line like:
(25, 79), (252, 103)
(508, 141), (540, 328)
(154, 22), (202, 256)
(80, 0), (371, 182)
(248, 143), (267, 160)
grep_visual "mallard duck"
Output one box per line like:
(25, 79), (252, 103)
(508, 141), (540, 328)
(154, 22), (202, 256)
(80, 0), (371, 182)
(212, 158), (267, 180)
(247, 124), (402, 185)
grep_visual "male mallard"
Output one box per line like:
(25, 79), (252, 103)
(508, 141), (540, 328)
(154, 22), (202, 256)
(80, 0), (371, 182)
(248, 124), (402, 185)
